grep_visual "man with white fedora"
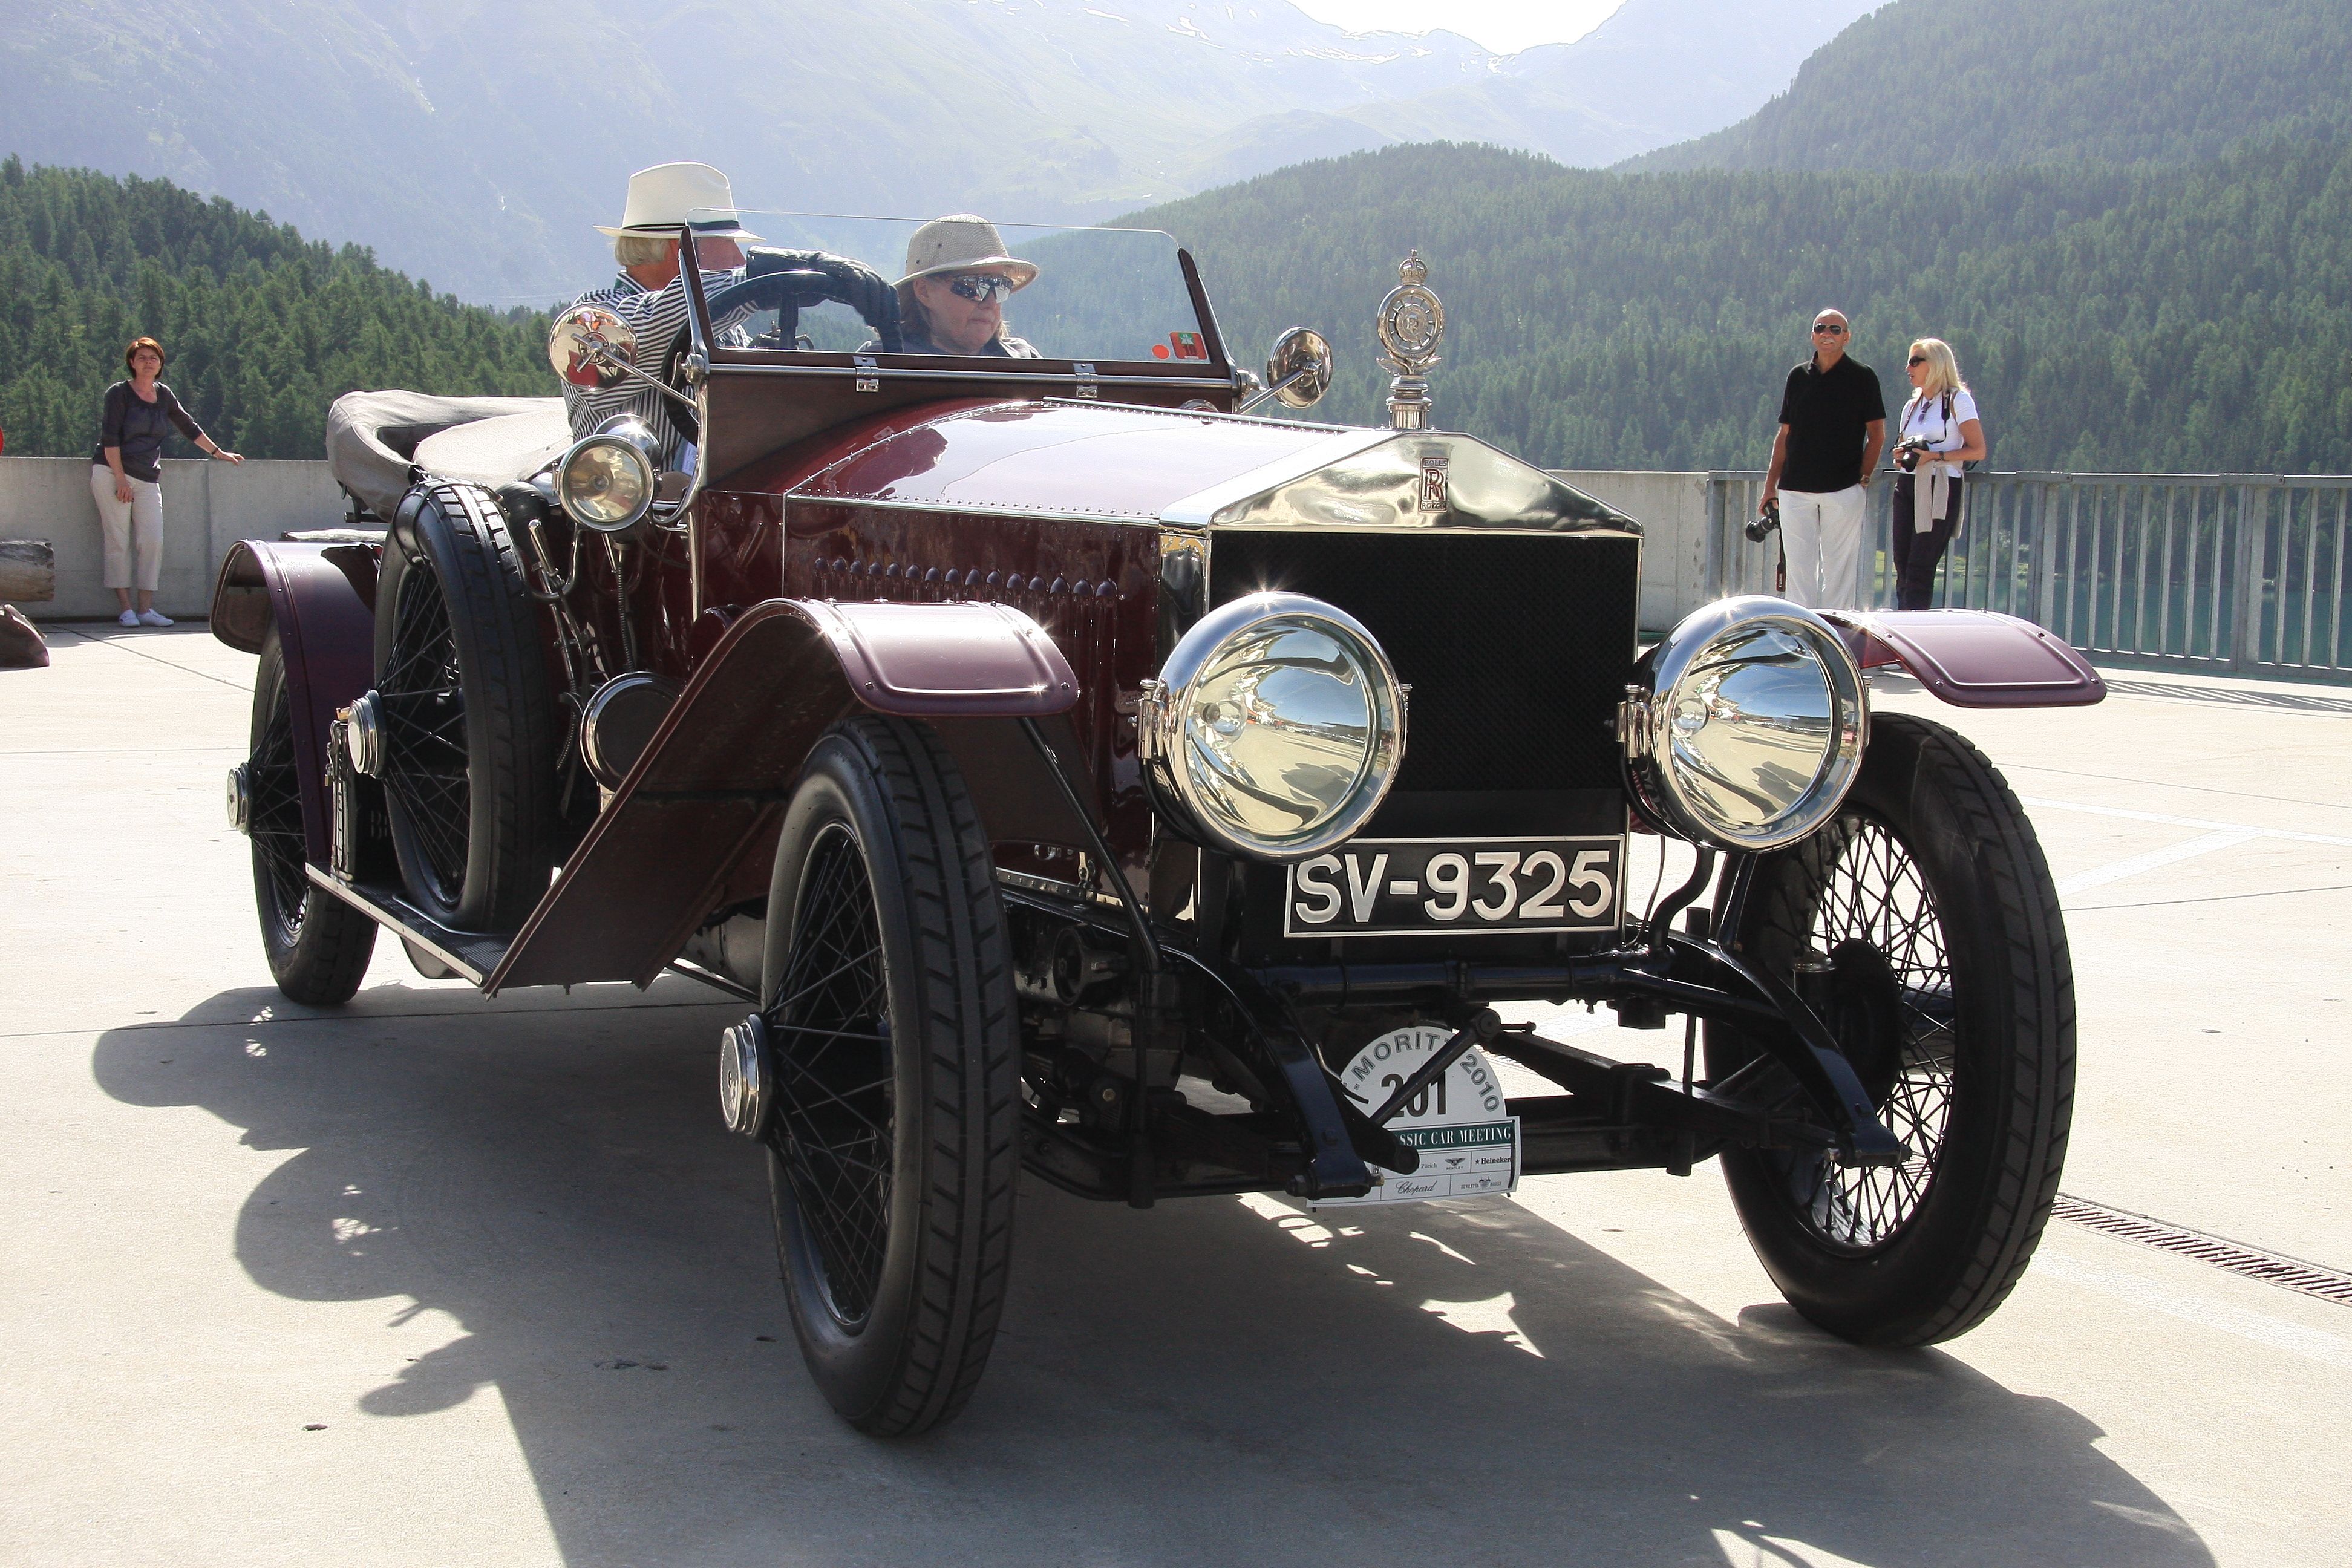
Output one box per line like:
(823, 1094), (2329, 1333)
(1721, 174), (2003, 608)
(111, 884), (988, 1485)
(890, 215), (1042, 358)
(562, 161), (765, 454)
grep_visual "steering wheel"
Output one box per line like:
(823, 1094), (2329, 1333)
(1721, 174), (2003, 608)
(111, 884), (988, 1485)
(657, 250), (903, 444)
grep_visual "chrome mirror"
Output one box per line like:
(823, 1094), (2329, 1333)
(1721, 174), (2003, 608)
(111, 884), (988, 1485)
(1262, 327), (1333, 410)
(1236, 329), (1331, 414)
(548, 305), (638, 389)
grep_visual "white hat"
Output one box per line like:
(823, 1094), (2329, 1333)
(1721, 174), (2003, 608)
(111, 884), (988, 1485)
(898, 215), (1038, 289)
(595, 162), (759, 240)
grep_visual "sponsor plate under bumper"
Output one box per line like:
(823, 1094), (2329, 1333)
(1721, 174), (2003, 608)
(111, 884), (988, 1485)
(1284, 835), (1624, 939)
(1315, 1119), (1522, 1207)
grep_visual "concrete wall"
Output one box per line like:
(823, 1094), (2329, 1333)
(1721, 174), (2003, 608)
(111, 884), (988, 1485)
(0, 456), (347, 619)
(0, 452), (1719, 630)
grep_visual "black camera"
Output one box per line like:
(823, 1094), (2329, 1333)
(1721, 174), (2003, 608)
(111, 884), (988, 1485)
(1894, 437), (1931, 474)
(1745, 497), (1781, 543)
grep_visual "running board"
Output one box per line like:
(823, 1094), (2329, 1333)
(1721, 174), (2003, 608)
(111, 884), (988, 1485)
(306, 866), (511, 985)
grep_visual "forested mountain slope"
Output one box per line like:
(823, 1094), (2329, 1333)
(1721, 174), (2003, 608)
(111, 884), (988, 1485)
(1632, 0), (2352, 172)
(0, 162), (547, 460)
(0, 0), (1873, 303)
(1145, 138), (2352, 473)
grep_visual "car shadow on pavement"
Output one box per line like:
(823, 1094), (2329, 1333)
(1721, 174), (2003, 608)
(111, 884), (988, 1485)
(96, 985), (2214, 1568)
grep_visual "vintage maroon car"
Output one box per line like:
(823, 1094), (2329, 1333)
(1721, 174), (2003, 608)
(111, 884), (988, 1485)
(214, 215), (2104, 1436)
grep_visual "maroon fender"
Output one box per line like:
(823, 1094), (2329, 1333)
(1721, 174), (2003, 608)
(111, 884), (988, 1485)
(1822, 609), (2106, 708)
(487, 597), (1080, 993)
(210, 540), (381, 864)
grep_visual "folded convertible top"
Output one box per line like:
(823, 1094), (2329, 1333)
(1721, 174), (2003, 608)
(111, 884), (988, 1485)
(325, 390), (563, 519)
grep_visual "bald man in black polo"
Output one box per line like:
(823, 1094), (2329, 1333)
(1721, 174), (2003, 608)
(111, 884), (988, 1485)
(1762, 309), (1886, 610)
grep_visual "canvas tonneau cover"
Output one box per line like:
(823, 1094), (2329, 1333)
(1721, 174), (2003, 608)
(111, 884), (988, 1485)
(325, 390), (563, 520)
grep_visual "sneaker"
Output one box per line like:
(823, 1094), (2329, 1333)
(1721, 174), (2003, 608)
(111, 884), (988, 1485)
(138, 609), (174, 627)
(117, 609), (140, 627)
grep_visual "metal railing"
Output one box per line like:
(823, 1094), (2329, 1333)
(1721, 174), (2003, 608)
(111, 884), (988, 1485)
(1704, 472), (2352, 681)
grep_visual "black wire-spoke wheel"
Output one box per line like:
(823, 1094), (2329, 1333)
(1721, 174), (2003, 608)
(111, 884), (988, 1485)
(760, 717), (1019, 1437)
(768, 821), (897, 1328)
(1777, 820), (1956, 1251)
(245, 628), (374, 1004)
(372, 482), (558, 930)
(379, 554), (471, 909)
(1710, 711), (2075, 1346)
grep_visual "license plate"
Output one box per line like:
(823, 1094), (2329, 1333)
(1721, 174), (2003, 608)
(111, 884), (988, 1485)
(1282, 835), (1624, 938)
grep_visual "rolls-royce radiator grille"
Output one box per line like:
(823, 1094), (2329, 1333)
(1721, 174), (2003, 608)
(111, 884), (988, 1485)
(1206, 529), (1639, 795)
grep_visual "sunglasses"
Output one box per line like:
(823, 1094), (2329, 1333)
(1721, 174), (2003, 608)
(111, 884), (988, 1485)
(944, 274), (1017, 304)
(1812, 323), (1847, 335)
(1907, 354), (1929, 366)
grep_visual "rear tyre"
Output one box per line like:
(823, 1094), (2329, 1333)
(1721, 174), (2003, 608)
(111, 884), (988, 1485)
(372, 481), (558, 929)
(246, 629), (376, 1005)
(1709, 712), (2074, 1345)
(759, 717), (1019, 1437)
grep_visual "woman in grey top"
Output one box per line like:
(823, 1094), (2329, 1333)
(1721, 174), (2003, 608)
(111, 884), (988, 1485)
(91, 336), (242, 627)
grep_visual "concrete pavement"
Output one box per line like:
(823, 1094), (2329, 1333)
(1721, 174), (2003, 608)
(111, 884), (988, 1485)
(2, 625), (2347, 1566)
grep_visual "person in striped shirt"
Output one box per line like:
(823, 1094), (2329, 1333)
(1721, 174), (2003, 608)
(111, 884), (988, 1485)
(562, 162), (763, 459)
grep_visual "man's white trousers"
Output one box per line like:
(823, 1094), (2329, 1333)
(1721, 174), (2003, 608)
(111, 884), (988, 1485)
(1779, 485), (1867, 610)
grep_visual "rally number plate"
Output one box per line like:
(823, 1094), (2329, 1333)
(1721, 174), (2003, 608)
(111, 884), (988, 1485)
(1282, 835), (1624, 938)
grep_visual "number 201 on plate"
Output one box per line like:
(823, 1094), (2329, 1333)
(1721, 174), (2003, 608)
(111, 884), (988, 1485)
(1284, 835), (1624, 938)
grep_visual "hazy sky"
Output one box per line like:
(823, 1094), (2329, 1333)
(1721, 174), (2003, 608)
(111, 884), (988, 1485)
(1287, 0), (1626, 54)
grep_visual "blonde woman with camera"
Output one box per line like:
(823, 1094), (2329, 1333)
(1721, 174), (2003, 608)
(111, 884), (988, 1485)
(1890, 338), (1987, 610)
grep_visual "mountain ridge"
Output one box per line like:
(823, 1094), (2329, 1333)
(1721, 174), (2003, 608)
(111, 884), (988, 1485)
(1627, 0), (2352, 172)
(0, 0), (1874, 302)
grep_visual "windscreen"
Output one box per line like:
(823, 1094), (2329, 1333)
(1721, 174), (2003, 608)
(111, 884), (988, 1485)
(688, 209), (1212, 366)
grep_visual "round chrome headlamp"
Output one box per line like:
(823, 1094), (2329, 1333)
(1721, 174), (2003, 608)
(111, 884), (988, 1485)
(1621, 596), (1866, 852)
(556, 418), (660, 532)
(1140, 591), (1406, 862)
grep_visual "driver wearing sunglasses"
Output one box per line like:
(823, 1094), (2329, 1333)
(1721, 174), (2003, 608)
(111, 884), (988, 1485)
(891, 214), (1042, 358)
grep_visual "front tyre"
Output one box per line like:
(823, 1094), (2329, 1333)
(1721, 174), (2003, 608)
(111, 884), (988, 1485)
(1710, 712), (2075, 1345)
(245, 628), (376, 1004)
(759, 717), (1019, 1436)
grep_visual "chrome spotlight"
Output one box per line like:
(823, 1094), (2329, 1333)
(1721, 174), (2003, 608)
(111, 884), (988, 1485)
(719, 1013), (772, 1139)
(1139, 591), (1406, 861)
(556, 417), (662, 533)
(1619, 596), (1866, 851)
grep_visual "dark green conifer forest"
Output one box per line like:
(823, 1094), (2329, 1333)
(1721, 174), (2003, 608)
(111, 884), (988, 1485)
(1151, 136), (2352, 474)
(1631, 0), (2352, 174)
(5, 119), (2351, 475)
(0, 157), (549, 460)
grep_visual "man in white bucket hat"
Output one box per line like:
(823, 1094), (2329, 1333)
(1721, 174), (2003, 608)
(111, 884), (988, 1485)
(890, 215), (1042, 358)
(562, 162), (765, 454)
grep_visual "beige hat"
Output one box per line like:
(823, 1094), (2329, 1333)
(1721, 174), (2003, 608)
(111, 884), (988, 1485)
(595, 161), (759, 240)
(898, 215), (1039, 289)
